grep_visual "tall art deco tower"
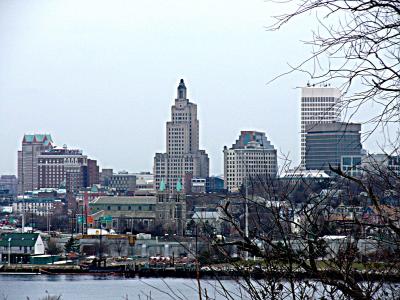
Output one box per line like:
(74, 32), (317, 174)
(154, 79), (209, 192)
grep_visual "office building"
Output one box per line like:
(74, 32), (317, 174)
(86, 159), (100, 187)
(224, 131), (278, 192)
(133, 172), (155, 193)
(341, 155), (363, 177)
(362, 153), (400, 176)
(109, 172), (136, 194)
(301, 86), (341, 167)
(154, 79), (209, 192)
(18, 134), (54, 194)
(191, 177), (207, 194)
(305, 122), (362, 173)
(0, 175), (18, 196)
(100, 168), (113, 186)
(206, 176), (225, 193)
(38, 146), (88, 192)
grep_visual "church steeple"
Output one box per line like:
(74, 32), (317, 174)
(177, 79), (187, 99)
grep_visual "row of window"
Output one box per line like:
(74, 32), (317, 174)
(302, 97), (336, 102)
(104, 205), (154, 211)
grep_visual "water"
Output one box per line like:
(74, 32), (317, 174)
(2, 274), (398, 299)
(0, 275), (240, 300)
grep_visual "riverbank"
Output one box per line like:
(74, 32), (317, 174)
(2, 263), (400, 282)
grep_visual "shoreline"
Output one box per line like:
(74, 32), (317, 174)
(2, 264), (400, 282)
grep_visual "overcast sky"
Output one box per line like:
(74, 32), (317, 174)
(0, 0), (391, 175)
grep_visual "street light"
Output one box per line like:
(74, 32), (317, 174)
(7, 237), (11, 266)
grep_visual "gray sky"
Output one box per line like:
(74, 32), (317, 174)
(0, 0), (390, 175)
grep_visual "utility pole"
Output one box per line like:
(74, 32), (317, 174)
(47, 203), (50, 235)
(81, 204), (84, 236)
(21, 208), (25, 233)
(8, 238), (11, 266)
(245, 177), (249, 239)
(244, 177), (249, 261)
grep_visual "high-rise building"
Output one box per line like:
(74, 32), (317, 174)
(154, 79), (209, 192)
(86, 159), (100, 187)
(223, 131), (278, 192)
(305, 122), (362, 173)
(18, 134), (54, 194)
(300, 86), (341, 167)
(38, 146), (88, 192)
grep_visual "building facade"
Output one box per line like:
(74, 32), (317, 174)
(191, 177), (207, 194)
(224, 131), (278, 192)
(109, 172), (136, 194)
(206, 176), (225, 193)
(305, 122), (362, 173)
(86, 159), (100, 187)
(362, 153), (400, 176)
(100, 168), (113, 186)
(0, 175), (18, 196)
(18, 134), (53, 194)
(89, 194), (186, 235)
(301, 86), (341, 167)
(12, 197), (61, 216)
(38, 147), (88, 192)
(0, 233), (45, 263)
(134, 172), (155, 193)
(154, 79), (209, 192)
(341, 155), (363, 177)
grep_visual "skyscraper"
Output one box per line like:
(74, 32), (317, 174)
(223, 131), (278, 192)
(154, 79), (209, 192)
(300, 86), (341, 167)
(18, 134), (53, 194)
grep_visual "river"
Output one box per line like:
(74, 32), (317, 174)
(1, 274), (398, 299)
(0, 274), (241, 300)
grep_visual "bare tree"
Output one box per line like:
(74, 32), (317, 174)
(198, 166), (400, 300)
(268, 0), (400, 137)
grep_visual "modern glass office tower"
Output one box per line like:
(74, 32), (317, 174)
(305, 122), (362, 173)
(300, 86), (341, 167)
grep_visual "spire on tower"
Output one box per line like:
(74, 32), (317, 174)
(177, 79), (187, 99)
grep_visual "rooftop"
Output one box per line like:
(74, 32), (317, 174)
(0, 233), (40, 247)
(23, 134), (53, 146)
(91, 196), (157, 205)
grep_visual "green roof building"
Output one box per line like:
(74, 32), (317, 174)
(0, 233), (45, 264)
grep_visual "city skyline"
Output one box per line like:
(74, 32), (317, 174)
(0, 0), (390, 176)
